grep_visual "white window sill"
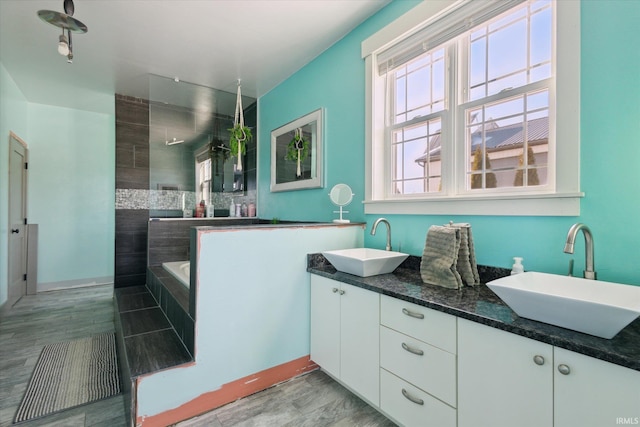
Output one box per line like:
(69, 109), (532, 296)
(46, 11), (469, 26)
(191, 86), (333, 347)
(363, 192), (584, 216)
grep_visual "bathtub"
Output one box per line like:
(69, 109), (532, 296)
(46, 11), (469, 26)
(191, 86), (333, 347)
(162, 261), (190, 288)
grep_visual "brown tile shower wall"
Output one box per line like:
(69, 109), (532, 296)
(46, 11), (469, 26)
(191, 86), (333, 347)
(115, 95), (150, 288)
(147, 218), (259, 266)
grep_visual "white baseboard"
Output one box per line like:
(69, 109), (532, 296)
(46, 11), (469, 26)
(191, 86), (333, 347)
(38, 276), (114, 293)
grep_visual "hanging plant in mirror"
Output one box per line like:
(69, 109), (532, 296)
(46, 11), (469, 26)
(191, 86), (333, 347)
(285, 128), (310, 178)
(229, 125), (251, 164)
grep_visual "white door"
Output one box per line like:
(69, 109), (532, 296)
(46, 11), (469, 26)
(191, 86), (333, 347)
(8, 132), (28, 307)
(554, 347), (640, 427)
(340, 282), (380, 406)
(458, 318), (553, 427)
(310, 275), (341, 378)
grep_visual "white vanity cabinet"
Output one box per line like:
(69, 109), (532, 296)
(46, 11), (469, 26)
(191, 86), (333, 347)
(379, 295), (457, 427)
(458, 318), (553, 427)
(554, 347), (640, 427)
(310, 275), (380, 406)
(459, 318), (640, 427)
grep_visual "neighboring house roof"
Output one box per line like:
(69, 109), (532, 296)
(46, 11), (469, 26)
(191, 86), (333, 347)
(415, 116), (549, 164)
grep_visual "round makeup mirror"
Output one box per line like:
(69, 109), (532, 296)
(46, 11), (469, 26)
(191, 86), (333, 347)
(329, 183), (353, 223)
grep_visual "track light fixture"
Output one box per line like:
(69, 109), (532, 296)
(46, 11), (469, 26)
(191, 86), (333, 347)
(37, 0), (88, 63)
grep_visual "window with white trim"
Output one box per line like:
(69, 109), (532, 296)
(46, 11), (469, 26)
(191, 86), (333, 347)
(195, 147), (212, 205)
(363, 0), (582, 216)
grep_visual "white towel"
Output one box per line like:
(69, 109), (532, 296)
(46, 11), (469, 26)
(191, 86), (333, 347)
(420, 226), (463, 289)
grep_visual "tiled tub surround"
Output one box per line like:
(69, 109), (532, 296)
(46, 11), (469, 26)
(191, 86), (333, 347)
(146, 266), (194, 355)
(148, 217), (260, 268)
(307, 255), (640, 371)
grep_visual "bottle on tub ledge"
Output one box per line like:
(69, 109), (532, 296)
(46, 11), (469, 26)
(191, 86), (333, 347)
(248, 201), (256, 217)
(196, 200), (205, 218)
(229, 198), (235, 217)
(241, 202), (248, 217)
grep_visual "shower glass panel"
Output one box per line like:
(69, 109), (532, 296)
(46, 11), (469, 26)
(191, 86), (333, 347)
(147, 75), (257, 218)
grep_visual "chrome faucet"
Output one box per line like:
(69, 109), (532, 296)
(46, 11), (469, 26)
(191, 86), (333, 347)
(371, 218), (392, 251)
(563, 223), (596, 280)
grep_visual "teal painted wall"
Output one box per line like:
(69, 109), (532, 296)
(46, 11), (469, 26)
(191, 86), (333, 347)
(258, 0), (640, 286)
(27, 103), (115, 285)
(1, 61), (115, 297)
(258, 0), (419, 223)
(0, 61), (29, 305)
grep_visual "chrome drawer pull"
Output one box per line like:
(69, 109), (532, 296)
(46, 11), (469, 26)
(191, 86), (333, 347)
(402, 308), (424, 319)
(402, 388), (424, 405)
(332, 288), (339, 293)
(402, 342), (424, 356)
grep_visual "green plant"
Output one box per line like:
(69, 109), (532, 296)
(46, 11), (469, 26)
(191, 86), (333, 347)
(470, 146), (497, 189)
(513, 146), (540, 186)
(229, 124), (252, 158)
(285, 132), (309, 162)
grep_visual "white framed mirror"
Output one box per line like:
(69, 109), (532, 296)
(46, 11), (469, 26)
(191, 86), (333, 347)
(270, 109), (323, 192)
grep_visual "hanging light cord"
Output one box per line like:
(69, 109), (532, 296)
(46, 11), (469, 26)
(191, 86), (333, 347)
(234, 80), (247, 142)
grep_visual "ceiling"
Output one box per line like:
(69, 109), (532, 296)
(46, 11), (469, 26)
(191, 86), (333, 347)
(0, 0), (390, 114)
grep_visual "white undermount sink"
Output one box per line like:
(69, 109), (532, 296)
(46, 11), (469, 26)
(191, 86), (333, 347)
(487, 272), (640, 339)
(322, 248), (409, 277)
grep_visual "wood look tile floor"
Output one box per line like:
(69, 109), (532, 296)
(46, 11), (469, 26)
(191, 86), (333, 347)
(1, 285), (396, 427)
(0, 284), (126, 427)
(174, 370), (397, 427)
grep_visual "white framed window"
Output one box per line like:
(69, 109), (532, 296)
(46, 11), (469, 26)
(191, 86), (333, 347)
(195, 147), (212, 205)
(362, 0), (582, 216)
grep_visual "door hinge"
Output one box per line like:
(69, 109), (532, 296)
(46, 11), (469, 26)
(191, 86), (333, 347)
(25, 162), (28, 170)
(24, 218), (27, 225)
(23, 273), (27, 281)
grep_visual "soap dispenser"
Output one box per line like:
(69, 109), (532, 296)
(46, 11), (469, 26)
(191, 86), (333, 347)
(511, 257), (524, 275)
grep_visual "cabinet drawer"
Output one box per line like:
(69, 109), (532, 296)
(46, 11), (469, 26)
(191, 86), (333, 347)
(380, 326), (456, 407)
(381, 295), (456, 354)
(381, 368), (456, 427)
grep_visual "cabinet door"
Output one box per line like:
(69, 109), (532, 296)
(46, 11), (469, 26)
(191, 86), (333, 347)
(554, 347), (640, 427)
(310, 275), (341, 379)
(340, 282), (380, 406)
(458, 319), (553, 427)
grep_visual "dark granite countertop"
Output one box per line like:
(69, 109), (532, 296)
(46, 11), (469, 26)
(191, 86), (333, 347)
(307, 254), (640, 372)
